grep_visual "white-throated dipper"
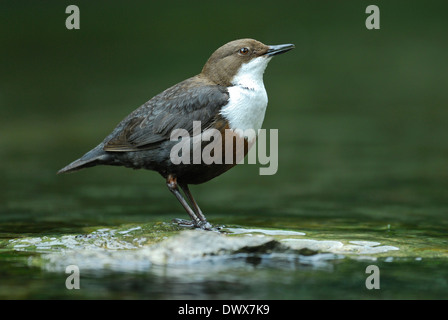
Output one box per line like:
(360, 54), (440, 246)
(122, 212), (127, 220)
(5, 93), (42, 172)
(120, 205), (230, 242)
(58, 38), (294, 230)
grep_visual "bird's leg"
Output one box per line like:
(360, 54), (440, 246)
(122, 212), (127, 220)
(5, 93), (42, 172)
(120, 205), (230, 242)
(179, 184), (213, 230)
(166, 175), (202, 228)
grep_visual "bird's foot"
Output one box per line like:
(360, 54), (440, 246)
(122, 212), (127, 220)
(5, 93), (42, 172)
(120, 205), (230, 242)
(172, 218), (196, 228)
(172, 218), (220, 231)
(196, 220), (214, 231)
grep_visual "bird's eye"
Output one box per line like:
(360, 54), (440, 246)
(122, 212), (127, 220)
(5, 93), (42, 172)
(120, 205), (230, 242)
(239, 47), (250, 55)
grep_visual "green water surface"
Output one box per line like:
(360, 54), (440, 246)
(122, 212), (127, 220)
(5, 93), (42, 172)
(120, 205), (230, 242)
(1, 1), (447, 299)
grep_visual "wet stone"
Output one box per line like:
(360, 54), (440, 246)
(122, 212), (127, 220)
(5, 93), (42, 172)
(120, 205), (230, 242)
(6, 224), (402, 273)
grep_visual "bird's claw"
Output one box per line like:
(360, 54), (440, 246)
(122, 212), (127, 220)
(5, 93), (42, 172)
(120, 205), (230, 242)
(172, 218), (218, 231)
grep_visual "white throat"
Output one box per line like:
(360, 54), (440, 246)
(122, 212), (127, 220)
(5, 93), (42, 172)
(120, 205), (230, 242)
(219, 56), (271, 140)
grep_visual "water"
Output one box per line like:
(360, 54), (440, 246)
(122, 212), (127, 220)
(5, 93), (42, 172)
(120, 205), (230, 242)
(1, 1), (448, 299)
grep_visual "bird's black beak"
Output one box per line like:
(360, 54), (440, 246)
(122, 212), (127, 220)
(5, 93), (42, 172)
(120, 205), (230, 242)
(264, 43), (295, 57)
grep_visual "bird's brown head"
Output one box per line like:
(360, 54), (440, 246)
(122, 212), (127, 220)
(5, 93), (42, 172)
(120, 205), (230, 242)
(200, 38), (294, 86)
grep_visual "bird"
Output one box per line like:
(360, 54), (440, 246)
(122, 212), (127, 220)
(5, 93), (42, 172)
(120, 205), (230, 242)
(58, 38), (294, 230)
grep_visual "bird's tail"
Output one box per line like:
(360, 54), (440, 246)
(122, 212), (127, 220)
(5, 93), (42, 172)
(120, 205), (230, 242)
(57, 144), (108, 174)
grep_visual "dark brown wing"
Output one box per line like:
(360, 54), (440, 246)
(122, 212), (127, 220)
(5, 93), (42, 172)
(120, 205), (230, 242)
(103, 77), (229, 152)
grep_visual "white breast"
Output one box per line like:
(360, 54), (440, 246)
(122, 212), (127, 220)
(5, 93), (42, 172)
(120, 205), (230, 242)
(219, 56), (272, 141)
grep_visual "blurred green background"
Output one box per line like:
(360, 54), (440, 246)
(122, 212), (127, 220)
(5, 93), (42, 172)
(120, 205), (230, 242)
(0, 1), (447, 299)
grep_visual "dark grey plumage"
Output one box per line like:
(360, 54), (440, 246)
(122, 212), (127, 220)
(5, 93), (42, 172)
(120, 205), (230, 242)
(104, 76), (229, 151)
(58, 75), (230, 181)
